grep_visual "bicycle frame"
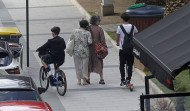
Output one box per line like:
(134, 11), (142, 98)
(48, 64), (59, 86)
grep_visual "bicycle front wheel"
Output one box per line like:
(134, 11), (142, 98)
(56, 73), (67, 96)
(39, 66), (49, 90)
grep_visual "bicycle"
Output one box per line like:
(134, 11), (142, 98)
(39, 63), (67, 96)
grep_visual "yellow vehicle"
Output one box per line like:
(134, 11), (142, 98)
(0, 27), (22, 44)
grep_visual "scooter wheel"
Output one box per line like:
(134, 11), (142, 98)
(130, 86), (133, 91)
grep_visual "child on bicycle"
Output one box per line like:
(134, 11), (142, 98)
(36, 26), (66, 74)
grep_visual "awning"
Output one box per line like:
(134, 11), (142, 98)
(133, 3), (190, 90)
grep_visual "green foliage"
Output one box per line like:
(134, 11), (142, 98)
(144, 71), (151, 75)
(174, 70), (190, 92)
(144, 69), (190, 93)
(136, 0), (166, 6)
(106, 31), (116, 40)
(88, 12), (95, 16)
(144, 69), (190, 110)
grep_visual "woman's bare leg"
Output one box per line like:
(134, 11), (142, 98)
(99, 69), (105, 84)
(86, 72), (90, 84)
(88, 72), (90, 80)
(100, 70), (104, 80)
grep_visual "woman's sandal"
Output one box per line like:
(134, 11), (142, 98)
(86, 79), (90, 84)
(99, 80), (105, 85)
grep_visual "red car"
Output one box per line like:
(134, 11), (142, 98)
(0, 75), (52, 111)
(0, 101), (52, 111)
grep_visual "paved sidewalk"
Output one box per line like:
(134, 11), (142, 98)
(70, 0), (163, 94)
(0, 0), (147, 110)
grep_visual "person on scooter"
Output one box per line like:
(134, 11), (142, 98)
(116, 12), (138, 86)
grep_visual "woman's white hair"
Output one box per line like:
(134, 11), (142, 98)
(90, 14), (100, 25)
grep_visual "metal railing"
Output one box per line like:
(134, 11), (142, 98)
(140, 92), (190, 111)
(140, 75), (190, 111)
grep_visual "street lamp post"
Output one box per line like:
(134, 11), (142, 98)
(26, 0), (29, 67)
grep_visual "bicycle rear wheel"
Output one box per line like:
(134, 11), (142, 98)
(39, 66), (49, 90)
(56, 72), (67, 96)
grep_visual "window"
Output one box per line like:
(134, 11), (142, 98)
(0, 90), (38, 101)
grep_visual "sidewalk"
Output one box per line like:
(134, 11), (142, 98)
(1, 0), (155, 110)
(70, 0), (164, 94)
(19, 0), (146, 110)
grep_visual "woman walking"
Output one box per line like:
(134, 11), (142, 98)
(88, 14), (107, 84)
(70, 20), (92, 85)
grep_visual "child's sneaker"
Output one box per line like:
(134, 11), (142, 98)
(120, 81), (126, 86)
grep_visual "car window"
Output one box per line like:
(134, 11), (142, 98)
(10, 35), (20, 43)
(0, 52), (11, 67)
(0, 35), (10, 42)
(0, 90), (38, 101)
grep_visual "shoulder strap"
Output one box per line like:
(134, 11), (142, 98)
(129, 25), (134, 35)
(89, 26), (99, 43)
(89, 27), (94, 42)
(89, 27), (94, 39)
(120, 25), (134, 36)
(120, 25), (128, 36)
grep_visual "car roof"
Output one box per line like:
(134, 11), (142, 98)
(0, 27), (21, 35)
(0, 75), (35, 90)
(0, 100), (47, 111)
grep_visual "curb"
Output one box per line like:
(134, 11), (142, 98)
(70, 0), (163, 94)
(104, 30), (120, 52)
(135, 68), (163, 94)
(70, 0), (91, 20)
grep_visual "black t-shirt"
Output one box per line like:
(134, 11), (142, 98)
(37, 36), (66, 61)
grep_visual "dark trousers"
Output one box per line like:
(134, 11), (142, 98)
(119, 50), (134, 82)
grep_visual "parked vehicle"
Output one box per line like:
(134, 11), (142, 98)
(0, 101), (52, 111)
(0, 27), (22, 43)
(0, 27), (24, 75)
(0, 41), (23, 75)
(0, 75), (52, 111)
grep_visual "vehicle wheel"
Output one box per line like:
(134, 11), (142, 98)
(56, 73), (67, 96)
(39, 66), (49, 90)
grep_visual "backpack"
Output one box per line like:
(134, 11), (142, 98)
(120, 25), (134, 53)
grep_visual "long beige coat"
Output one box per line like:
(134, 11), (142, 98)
(88, 25), (106, 74)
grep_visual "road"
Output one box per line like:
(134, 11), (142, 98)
(0, 0), (145, 110)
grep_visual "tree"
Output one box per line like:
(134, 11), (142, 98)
(136, 0), (166, 6)
(164, 0), (190, 16)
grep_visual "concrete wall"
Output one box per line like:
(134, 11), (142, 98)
(101, 0), (114, 16)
